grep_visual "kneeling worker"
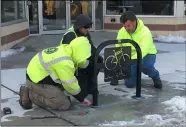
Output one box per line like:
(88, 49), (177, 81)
(19, 37), (92, 110)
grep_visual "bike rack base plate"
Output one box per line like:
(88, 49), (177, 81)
(90, 105), (103, 108)
(132, 95), (145, 100)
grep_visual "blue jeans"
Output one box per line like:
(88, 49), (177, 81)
(125, 54), (160, 88)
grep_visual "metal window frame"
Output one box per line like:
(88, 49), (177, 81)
(94, 0), (105, 31)
(1, 18), (27, 27)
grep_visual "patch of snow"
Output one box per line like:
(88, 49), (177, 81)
(1, 46), (25, 58)
(100, 120), (135, 126)
(154, 35), (186, 43)
(1, 68), (31, 122)
(141, 114), (185, 126)
(142, 114), (165, 125)
(1, 98), (33, 122)
(141, 114), (186, 126)
(161, 96), (186, 114)
(169, 83), (186, 90)
(1, 68), (26, 99)
(141, 96), (186, 126)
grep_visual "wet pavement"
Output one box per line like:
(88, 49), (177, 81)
(1, 32), (186, 126)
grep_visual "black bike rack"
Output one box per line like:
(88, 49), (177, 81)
(92, 39), (142, 106)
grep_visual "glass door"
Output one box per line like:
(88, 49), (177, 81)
(68, 0), (94, 30)
(95, 1), (103, 30)
(28, 0), (39, 34)
(39, 0), (68, 34)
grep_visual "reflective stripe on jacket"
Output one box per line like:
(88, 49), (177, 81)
(116, 19), (157, 59)
(27, 36), (91, 99)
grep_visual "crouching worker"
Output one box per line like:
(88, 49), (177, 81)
(112, 11), (162, 89)
(19, 37), (92, 110)
(60, 14), (103, 94)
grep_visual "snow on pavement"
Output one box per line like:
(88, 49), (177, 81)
(1, 68), (26, 99)
(142, 96), (186, 126)
(101, 96), (186, 126)
(154, 35), (186, 43)
(1, 46), (25, 58)
(101, 120), (135, 126)
(162, 96), (186, 115)
(1, 68), (33, 122)
(141, 114), (182, 126)
(169, 83), (186, 90)
(1, 97), (33, 122)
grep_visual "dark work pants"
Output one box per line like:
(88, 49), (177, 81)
(77, 56), (103, 95)
(125, 54), (160, 88)
(76, 62), (96, 96)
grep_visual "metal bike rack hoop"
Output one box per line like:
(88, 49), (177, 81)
(92, 39), (142, 106)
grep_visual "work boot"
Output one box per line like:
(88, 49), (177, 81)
(153, 77), (162, 89)
(110, 80), (119, 86)
(19, 86), (32, 110)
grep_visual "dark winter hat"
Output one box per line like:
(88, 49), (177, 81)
(74, 14), (93, 30)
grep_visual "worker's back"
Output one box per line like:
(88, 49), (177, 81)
(27, 36), (91, 84)
(26, 45), (73, 84)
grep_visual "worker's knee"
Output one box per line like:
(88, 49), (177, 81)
(52, 95), (71, 111)
(125, 83), (136, 88)
(29, 89), (71, 110)
(56, 99), (71, 111)
(125, 78), (136, 88)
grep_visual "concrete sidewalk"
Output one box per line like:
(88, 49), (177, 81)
(1, 32), (186, 126)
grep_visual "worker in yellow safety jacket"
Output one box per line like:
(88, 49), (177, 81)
(111, 11), (162, 89)
(60, 14), (103, 95)
(19, 37), (92, 110)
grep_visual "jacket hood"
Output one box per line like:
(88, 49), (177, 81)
(74, 14), (93, 30)
(65, 36), (91, 65)
(134, 19), (144, 33)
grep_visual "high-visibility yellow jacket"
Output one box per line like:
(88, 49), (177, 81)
(26, 36), (91, 102)
(116, 19), (157, 59)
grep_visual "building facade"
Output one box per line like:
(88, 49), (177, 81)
(105, 0), (186, 38)
(1, 1), (29, 50)
(1, 0), (186, 50)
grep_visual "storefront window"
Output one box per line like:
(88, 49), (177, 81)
(1, 0), (26, 23)
(106, 0), (174, 16)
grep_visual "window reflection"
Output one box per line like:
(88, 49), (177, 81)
(95, 1), (103, 30)
(1, 0), (26, 23)
(70, 1), (92, 27)
(106, 0), (174, 15)
(42, 0), (66, 31)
